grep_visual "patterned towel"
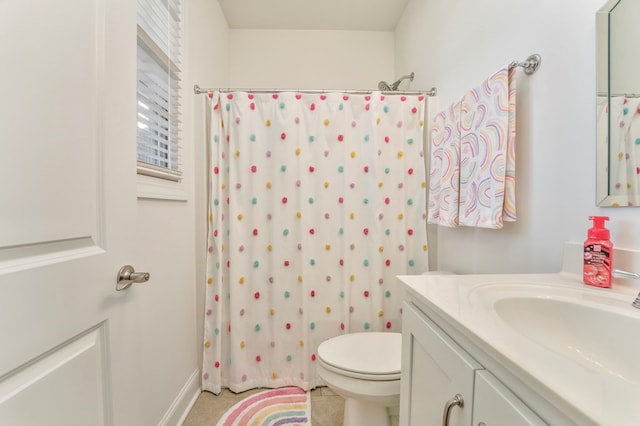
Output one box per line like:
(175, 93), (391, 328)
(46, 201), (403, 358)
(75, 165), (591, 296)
(458, 66), (516, 228)
(428, 66), (517, 228)
(427, 100), (461, 227)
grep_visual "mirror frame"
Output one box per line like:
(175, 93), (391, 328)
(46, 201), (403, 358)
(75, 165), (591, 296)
(596, 0), (633, 207)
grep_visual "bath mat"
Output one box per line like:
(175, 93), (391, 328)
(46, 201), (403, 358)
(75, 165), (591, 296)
(216, 387), (311, 426)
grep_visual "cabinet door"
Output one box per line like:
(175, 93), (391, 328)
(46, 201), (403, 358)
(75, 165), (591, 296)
(400, 302), (482, 426)
(473, 371), (547, 426)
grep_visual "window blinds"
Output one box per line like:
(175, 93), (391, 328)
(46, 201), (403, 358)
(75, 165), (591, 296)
(136, 0), (182, 179)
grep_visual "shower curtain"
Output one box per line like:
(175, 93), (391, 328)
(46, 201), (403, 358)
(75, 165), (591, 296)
(598, 96), (640, 206)
(202, 91), (428, 394)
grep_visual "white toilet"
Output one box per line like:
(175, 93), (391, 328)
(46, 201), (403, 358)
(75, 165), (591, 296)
(316, 332), (402, 426)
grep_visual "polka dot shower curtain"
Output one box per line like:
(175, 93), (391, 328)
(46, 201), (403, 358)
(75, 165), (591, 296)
(203, 91), (428, 394)
(598, 96), (640, 206)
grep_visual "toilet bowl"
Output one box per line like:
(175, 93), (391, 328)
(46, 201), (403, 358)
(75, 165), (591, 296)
(316, 332), (402, 426)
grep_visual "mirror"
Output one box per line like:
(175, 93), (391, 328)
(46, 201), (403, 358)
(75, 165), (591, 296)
(596, 0), (640, 206)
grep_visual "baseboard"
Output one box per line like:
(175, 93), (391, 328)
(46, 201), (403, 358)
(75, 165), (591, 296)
(158, 368), (201, 426)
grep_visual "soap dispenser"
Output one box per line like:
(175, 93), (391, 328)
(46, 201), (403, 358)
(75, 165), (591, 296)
(583, 216), (613, 288)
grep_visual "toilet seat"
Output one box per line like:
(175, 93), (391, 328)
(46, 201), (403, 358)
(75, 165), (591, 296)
(317, 332), (401, 381)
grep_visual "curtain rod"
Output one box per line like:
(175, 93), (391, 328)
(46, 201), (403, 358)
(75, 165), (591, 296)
(193, 84), (437, 97)
(598, 92), (640, 98)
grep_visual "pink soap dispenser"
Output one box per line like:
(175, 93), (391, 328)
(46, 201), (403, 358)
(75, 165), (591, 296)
(583, 216), (613, 288)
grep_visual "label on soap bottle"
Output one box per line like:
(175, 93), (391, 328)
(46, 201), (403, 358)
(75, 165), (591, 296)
(583, 243), (611, 287)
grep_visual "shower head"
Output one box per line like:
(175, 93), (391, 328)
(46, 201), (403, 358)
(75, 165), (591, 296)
(378, 80), (392, 91)
(378, 72), (415, 91)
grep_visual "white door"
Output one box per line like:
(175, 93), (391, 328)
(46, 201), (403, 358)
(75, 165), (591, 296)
(0, 1), (143, 425)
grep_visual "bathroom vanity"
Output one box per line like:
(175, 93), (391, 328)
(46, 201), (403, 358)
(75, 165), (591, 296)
(397, 272), (640, 426)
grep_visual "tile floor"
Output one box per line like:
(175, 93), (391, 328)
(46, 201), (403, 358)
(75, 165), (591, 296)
(182, 386), (345, 425)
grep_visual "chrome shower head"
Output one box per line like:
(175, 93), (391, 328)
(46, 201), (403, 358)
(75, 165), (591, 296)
(378, 80), (392, 91)
(378, 73), (413, 92)
(378, 72), (415, 91)
(390, 72), (415, 90)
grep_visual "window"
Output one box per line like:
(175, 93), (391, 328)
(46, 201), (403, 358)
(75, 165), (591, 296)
(136, 0), (182, 182)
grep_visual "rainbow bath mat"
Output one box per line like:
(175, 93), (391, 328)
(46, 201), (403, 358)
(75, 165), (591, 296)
(216, 387), (310, 426)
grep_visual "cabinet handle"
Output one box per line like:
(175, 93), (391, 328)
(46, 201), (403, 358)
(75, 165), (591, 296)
(442, 393), (464, 426)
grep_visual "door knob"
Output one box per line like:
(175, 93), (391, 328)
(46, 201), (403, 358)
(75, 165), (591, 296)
(116, 265), (150, 291)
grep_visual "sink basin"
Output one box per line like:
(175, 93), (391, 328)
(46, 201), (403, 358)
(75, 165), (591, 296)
(493, 291), (640, 385)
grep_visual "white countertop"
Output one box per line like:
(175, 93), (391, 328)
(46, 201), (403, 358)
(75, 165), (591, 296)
(398, 272), (640, 426)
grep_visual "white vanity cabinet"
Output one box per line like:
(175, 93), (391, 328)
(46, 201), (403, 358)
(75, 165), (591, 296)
(473, 371), (546, 426)
(400, 300), (546, 426)
(400, 301), (481, 425)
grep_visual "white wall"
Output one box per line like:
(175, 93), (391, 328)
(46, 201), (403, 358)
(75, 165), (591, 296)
(136, 199), (199, 423)
(228, 30), (395, 89)
(134, 0), (228, 423)
(395, 0), (640, 274)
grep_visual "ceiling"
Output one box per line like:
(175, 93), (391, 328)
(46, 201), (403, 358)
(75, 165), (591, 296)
(218, 0), (410, 31)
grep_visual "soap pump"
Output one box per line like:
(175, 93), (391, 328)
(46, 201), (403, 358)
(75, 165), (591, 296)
(583, 216), (613, 288)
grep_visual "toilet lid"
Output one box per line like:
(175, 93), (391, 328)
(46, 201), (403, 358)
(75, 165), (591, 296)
(317, 332), (401, 377)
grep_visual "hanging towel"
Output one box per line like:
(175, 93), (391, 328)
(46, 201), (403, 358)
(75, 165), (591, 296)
(427, 100), (461, 227)
(458, 66), (516, 228)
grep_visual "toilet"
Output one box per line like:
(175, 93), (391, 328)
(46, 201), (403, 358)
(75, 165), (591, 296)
(316, 332), (402, 426)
